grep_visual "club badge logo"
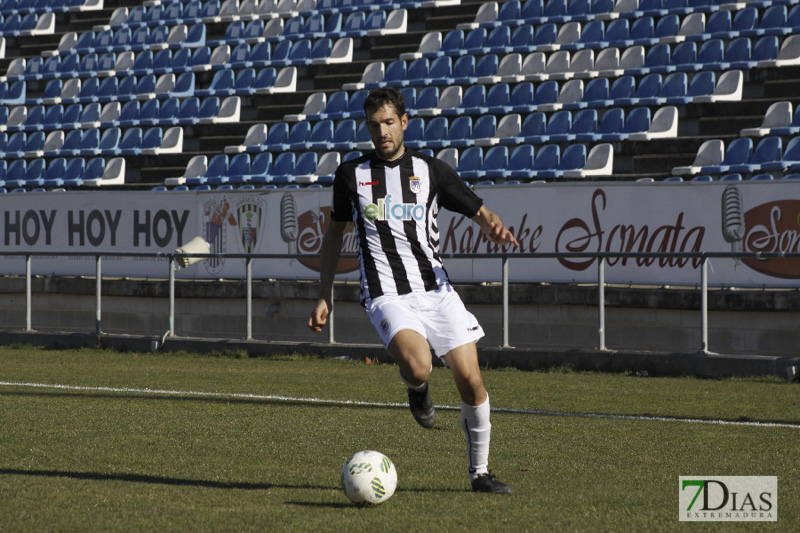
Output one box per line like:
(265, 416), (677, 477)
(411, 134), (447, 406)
(409, 176), (421, 194)
(235, 196), (265, 255)
(202, 197), (237, 275)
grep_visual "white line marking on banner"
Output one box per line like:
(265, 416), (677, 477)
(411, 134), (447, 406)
(1, 381), (798, 429)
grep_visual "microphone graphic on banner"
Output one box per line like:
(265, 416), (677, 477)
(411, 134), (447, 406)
(280, 192), (298, 255)
(721, 185), (744, 267)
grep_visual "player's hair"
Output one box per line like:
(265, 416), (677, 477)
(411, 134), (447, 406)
(363, 87), (406, 119)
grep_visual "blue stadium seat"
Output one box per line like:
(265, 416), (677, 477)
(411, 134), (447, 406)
(186, 46), (212, 72)
(0, 79), (26, 105)
(542, 110), (572, 142)
(18, 104), (45, 132)
(2, 131), (27, 158)
(77, 103), (100, 127)
(226, 153), (251, 184)
(195, 69), (233, 97)
(441, 115), (472, 148)
(457, 85), (486, 115)
(253, 121), (288, 153)
(43, 157), (67, 187)
(628, 17), (655, 47)
(92, 126), (120, 156)
(409, 116), (447, 149)
(471, 115), (496, 145)
(189, 153), (228, 185)
(504, 144), (535, 179)
(250, 68), (277, 93)
(246, 152), (273, 183)
(298, 119), (334, 150)
(137, 99), (159, 125)
(483, 83), (510, 113)
(5, 159), (28, 188)
(532, 80), (559, 107)
(568, 108), (598, 141)
(508, 112), (544, 145)
(196, 96), (221, 123)
(285, 120), (311, 150)
(697, 39), (723, 68)
(656, 72), (688, 105)
(154, 98), (180, 126)
(309, 91), (348, 121)
(291, 152), (318, 181)
(480, 146), (509, 179)
(530, 144), (560, 177)
(456, 146), (483, 180)
(268, 152), (297, 183)
(580, 77), (609, 107)
(745, 5), (788, 38)
(330, 119), (357, 150)
(75, 128), (101, 157)
(117, 100), (140, 127)
(231, 68), (256, 95)
(151, 49), (175, 76)
(781, 136), (800, 170)
(729, 136), (783, 174)
(654, 14), (680, 42)
(139, 126), (164, 154)
(23, 157), (45, 186)
(700, 137), (753, 175)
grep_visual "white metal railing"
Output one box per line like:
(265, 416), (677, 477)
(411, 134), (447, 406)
(6, 251), (800, 354)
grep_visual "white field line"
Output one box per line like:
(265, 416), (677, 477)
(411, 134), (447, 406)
(2, 380), (798, 429)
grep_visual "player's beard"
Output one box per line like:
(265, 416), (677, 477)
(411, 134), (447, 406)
(376, 136), (404, 161)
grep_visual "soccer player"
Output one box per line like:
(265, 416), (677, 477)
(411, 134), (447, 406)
(308, 87), (519, 494)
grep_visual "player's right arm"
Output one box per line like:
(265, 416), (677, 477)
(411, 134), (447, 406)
(308, 219), (348, 332)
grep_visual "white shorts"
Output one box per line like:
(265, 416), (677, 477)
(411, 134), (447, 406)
(365, 283), (484, 358)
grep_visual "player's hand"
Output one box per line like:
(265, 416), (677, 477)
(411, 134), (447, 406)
(307, 298), (331, 332)
(473, 206), (520, 248)
(485, 221), (520, 247)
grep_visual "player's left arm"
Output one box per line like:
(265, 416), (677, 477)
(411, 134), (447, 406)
(471, 205), (520, 247)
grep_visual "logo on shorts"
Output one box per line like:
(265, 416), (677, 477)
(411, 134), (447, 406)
(380, 319), (391, 334)
(409, 176), (422, 194)
(467, 326), (479, 332)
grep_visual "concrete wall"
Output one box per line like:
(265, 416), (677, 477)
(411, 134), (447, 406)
(0, 277), (798, 357)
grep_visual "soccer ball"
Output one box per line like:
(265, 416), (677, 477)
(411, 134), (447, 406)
(341, 450), (398, 504)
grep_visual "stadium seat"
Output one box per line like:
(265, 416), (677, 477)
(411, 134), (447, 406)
(530, 143), (561, 178)
(693, 137), (754, 176)
(225, 153), (251, 184)
(456, 146), (484, 180)
(298, 151), (340, 184)
(727, 136), (783, 174)
(188, 153), (229, 185)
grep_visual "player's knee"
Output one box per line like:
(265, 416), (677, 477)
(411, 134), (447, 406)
(458, 374), (486, 405)
(405, 359), (432, 383)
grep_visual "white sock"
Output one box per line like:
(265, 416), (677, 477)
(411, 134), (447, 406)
(399, 366), (432, 391)
(461, 393), (491, 481)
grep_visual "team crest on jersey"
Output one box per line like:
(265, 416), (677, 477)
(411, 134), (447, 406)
(409, 176), (421, 194)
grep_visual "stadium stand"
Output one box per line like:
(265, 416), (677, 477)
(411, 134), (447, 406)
(1, 0), (800, 190)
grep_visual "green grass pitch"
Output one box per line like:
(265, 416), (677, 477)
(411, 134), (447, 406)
(0, 345), (797, 532)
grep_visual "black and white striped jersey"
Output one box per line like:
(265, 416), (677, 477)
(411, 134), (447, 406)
(331, 149), (483, 304)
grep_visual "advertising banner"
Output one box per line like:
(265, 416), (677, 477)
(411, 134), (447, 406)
(1, 181), (798, 287)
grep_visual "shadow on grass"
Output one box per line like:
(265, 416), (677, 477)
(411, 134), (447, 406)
(0, 468), (336, 492)
(1, 468), (469, 495)
(284, 501), (359, 509)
